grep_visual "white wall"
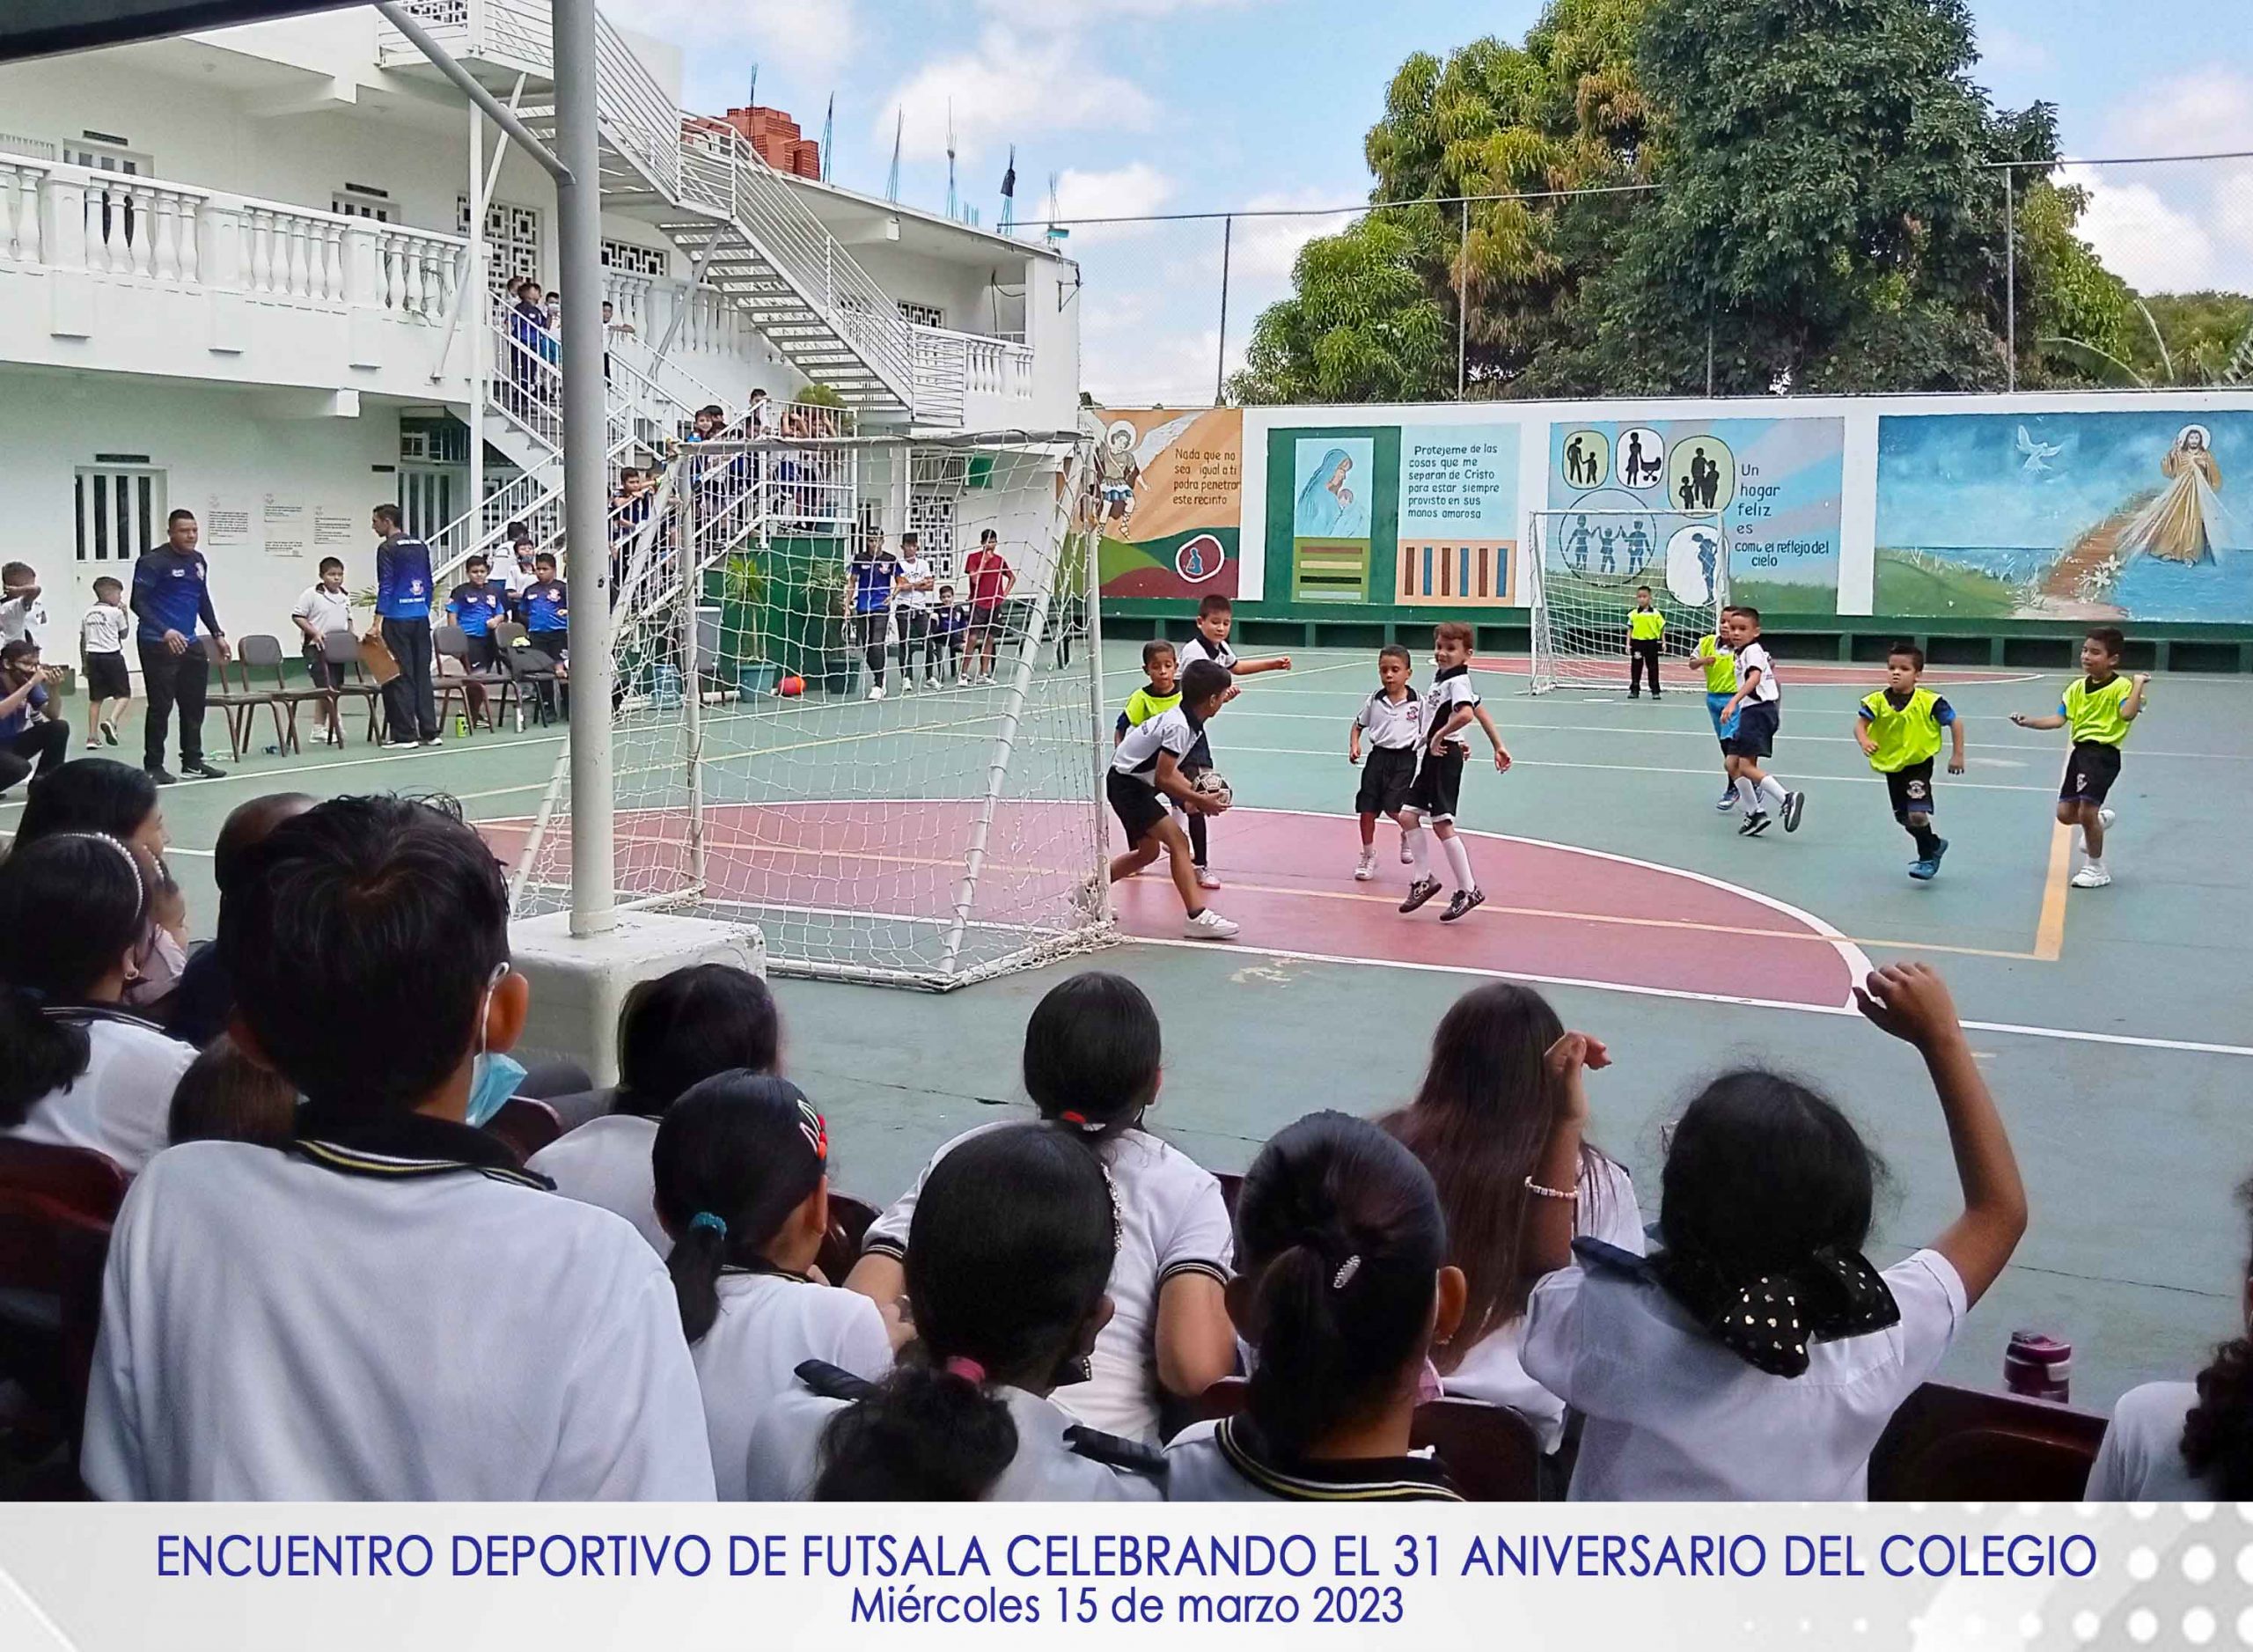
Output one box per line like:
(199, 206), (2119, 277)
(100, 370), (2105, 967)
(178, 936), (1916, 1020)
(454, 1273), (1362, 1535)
(0, 369), (406, 653)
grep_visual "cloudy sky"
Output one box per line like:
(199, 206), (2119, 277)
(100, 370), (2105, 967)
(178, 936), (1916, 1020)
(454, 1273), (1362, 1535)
(630, 0), (2253, 402)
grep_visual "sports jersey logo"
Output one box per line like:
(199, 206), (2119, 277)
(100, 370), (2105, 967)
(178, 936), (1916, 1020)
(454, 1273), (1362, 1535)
(1906, 778), (1928, 800)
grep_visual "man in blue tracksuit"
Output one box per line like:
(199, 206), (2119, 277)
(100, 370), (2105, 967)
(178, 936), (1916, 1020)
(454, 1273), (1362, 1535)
(130, 508), (230, 783)
(372, 503), (439, 746)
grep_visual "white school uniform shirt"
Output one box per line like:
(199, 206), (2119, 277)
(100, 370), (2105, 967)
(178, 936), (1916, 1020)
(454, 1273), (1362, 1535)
(1354, 686), (1424, 750)
(693, 1272), (892, 1500)
(81, 1133), (716, 1501)
(745, 1380), (1163, 1501)
(527, 1111), (667, 1253)
(0, 593), (45, 646)
(4, 1011), (190, 1175)
(1421, 664), (1482, 754)
(1176, 633), (1237, 672)
(862, 1121), (1232, 1442)
(1735, 640), (1781, 703)
(1520, 1246), (1966, 1501)
(1111, 706), (1204, 788)
(290, 584), (355, 641)
(895, 553), (936, 611)
(1165, 1416), (1463, 1502)
(80, 602), (130, 658)
(1442, 1156), (1643, 1452)
(2086, 1381), (2213, 1500)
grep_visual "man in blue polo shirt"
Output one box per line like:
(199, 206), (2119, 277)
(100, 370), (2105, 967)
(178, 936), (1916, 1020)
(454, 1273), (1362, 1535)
(129, 508), (229, 783)
(373, 503), (439, 748)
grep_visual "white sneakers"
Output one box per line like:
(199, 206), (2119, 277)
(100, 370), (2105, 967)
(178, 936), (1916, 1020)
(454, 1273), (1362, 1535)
(1184, 907), (1240, 939)
(2071, 861), (2111, 889)
(1194, 865), (1222, 891)
(867, 686), (885, 701)
(1354, 848), (1376, 881)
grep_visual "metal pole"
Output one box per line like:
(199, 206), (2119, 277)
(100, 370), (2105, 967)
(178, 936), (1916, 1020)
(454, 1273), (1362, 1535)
(678, 465), (706, 893)
(554, 0), (614, 936)
(1215, 215), (1231, 406)
(1706, 315), (1715, 396)
(2005, 165), (2017, 393)
(377, 4), (566, 177)
(1457, 198), (1468, 398)
(466, 99), (485, 551)
(1080, 493), (1110, 929)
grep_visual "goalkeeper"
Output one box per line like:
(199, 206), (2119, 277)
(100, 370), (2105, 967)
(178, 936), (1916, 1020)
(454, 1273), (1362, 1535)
(1104, 660), (1239, 941)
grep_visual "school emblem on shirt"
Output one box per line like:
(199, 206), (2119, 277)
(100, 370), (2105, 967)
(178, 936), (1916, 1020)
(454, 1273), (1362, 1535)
(409, 579), (425, 597)
(1905, 778), (1927, 800)
(1175, 533), (1225, 585)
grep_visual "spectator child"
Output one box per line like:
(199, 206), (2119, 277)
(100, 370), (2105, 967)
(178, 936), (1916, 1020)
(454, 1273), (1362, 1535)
(1165, 1112), (1468, 1501)
(752, 1124), (1162, 1501)
(1855, 643), (1966, 882)
(893, 532), (938, 691)
(1348, 643), (1421, 880)
(18, 759), (193, 1016)
(166, 1033), (295, 1149)
(0, 560), (43, 645)
(1102, 658), (1240, 939)
(931, 584), (970, 683)
(530, 963), (781, 1253)
(846, 973), (1237, 1443)
(1174, 594), (1292, 887)
(163, 790), (316, 1049)
(0, 639), (69, 795)
(1379, 982), (1640, 1451)
(80, 576), (132, 747)
(517, 553), (569, 718)
(2088, 1172), (2253, 1498)
(290, 557), (355, 694)
(655, 1072), (891, 1499)
(1397, 622), (1510, 924)
(1520, 963), (2027, 1501)
(0, 832), (191, 1174)
(446, 554), (508, 671)
(961, 527), (1016, 686)
(2010, 626), (2148, 890)
(81, 796), (715, 1499)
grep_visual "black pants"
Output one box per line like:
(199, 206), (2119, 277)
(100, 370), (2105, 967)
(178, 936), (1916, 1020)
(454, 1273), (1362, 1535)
(526, 629), (569, 719)
(1630, 639), (1662, 697)
(896, 608), (933, 678)
(381, 616), (437, 741)
(139, 639), (209, 770)
(851, 613), (888, 690)
(464, 632), (500, 672)
(0, 720), (70, 794)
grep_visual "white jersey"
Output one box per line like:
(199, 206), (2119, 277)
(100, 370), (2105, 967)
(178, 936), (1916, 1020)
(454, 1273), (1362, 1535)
(0, 593), (46, 646)
(1421, 665), (1482, 754)
(81, 1134), (716, 1501)
(862, 1121), (1232, 1442)
(1735, 640), (1780, 703)
(527, 1112), (666, 1254)
(1165, 1416), (1462, 1502)
(80, 602), (131, 657)
(2086, 1382), (2213, 1500)
(1177, 633), (1237, 672)
(4, 1010), (190, 1175)
(894, 554), (937, 610)
(691, 1272), (892, 1500)
(291, 585), (355, 641)
(1354, 686), (1423, 750)
(1111, 705), (1203, 786)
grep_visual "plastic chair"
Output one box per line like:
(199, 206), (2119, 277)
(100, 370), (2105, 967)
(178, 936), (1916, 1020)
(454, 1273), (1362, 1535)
(202, 636), (279, 761)
(1869, 1379), (2106, 1501)
(816, 1192), (881, 1287)
(235, 634), (327, 756)
(1177, 1378), (1541, 1500)
(0, 1139), (129, 1459)
(319, 629), (383, 745)
(481, 1096), (563, 1163)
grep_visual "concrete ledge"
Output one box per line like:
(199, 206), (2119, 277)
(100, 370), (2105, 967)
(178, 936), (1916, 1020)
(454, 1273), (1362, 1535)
(509, 907), (766, 1087)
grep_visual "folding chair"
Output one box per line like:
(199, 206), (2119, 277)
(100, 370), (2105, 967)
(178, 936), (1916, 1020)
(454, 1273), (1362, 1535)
(1869, 1379), (2106, 1501)
(0, 1139), (129, 1472)
(499, 630), (563, 730)
(319, 629), (384, 745)
(434, 624), (508, 734)
(202, 637), (281, 762)
(234, 634), (327, 757)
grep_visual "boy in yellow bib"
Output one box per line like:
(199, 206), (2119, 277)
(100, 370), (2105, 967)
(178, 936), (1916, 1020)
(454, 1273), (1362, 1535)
(1855, 643), (1966, 881)
(1627, 586), (1665, 700)
(2010, 627), (2148, 889)
(1694, 613), (1739, 811)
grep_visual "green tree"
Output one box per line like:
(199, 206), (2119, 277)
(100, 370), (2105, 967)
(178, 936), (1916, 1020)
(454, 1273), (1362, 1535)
(1229, 216), (1451, 404)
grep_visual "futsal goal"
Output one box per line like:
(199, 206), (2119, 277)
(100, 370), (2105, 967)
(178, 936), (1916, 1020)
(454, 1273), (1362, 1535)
(507, 428), (1113, 989)
(1525, 508), (1727, 694)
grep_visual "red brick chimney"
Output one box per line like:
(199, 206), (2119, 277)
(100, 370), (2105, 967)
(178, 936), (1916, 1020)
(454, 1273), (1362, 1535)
(718, 105), (822, 179)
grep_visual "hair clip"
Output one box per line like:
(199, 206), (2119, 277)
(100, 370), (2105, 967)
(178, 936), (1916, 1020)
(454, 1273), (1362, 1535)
(1058, 1109), (1105, 1134)
(688, 1211), (728, 1240)
(1331, 1255), (1361, 1290)
(943, 1355), (987, 1384)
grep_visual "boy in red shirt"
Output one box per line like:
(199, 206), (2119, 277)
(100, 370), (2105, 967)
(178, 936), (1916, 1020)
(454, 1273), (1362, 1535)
(961, 528), (1016, 686)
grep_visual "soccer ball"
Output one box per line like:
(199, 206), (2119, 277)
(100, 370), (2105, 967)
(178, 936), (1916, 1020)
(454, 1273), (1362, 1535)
(777, 675), (805, 698)
(1190, 769), (1233, 811)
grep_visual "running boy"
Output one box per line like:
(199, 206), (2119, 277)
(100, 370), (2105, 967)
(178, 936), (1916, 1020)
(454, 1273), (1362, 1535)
(1108, 658), (1238, 939)
(446, 554), (509, 671)
(80, 576), (132, 747)
(1348, 643), (1422, 881)
(1398, 621), (1509, 922)
(1715, 606), (1806, 837)
(1627, 586), (1664, 700)
(1856, 643), (1965, 882)
(2011, 626), (2148, 889)
(1173, 594), (1291, 888)
(1694, 613), (1738, 810)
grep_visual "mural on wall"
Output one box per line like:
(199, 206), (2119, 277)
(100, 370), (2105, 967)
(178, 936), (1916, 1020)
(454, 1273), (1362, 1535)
(1089, 407), (1244, 599)
(1546, 418), (1845, 615)
(1397, 424), (1519, 606)
(1875, 410), (2251, 621)
(1290, 435), (1376, 602)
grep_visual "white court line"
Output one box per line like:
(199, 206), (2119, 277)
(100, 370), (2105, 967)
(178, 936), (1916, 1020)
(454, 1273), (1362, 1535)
(1125, 936), (2253, 1060)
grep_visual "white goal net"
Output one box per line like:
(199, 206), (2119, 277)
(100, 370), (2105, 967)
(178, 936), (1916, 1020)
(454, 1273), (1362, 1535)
(506, 428), (1112, 989)
(1526, 508), (1727, 694)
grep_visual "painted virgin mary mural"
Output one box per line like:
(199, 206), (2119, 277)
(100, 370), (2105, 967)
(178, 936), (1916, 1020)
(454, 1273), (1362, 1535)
(1295, 447), (1371, 538)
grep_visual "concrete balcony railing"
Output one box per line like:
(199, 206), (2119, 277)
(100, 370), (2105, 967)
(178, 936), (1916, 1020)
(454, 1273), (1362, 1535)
(912, 321), (1035, 427)
(0, 155), (468, 400)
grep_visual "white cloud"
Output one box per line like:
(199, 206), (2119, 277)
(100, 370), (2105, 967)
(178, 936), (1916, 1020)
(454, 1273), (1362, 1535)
(2073, 71), (2253, 291)
(2098, 68), (2253, 158)
(1228, 187), (1359, 283)
(1046, 163), (1177, 243)
(2061, 163), (2220, 292)
(626, 0), (860, 84)
(877, 29), (1156, 164)
(1978, 25), (2053, 77)
(978, 0), (1261, 27)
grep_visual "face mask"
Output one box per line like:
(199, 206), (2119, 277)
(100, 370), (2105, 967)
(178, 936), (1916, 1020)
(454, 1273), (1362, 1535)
(464, 964), (525, 1129)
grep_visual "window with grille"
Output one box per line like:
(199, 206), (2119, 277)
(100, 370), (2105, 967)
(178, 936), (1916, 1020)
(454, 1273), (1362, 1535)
(333, 187), (393, 222)
(898, 300), (945, 329)
(459, 196), (542, 295)
(75, 466), (165, 566)
(908, 495), (958, 574)
(601, 239), (668, 277)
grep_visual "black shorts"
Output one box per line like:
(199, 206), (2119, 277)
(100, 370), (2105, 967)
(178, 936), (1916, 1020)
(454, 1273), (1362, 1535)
(2060, 741), (2122, 805)
(1721, 699), (1779, 760)
(1106, 767), (1171, 843)
(83, 652), (129, 700)
(1355, 745), (1418, 817)
(1884, 760), (1937, 820)
(969, 603), (1002, 642)
(1405, 746), (1467, 823)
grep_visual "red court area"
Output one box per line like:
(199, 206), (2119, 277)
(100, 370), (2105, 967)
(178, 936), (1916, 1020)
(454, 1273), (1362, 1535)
(485, 800), (1868, 1010)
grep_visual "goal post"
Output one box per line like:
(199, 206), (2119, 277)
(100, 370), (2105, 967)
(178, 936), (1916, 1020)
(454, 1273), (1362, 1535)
(1526, 508), (1728, 694)
(506, 428), (1114, 989)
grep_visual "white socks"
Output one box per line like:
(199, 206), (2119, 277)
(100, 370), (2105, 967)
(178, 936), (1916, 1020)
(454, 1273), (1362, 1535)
(1403, 824), (1429, 873)
(1736, 777), (1762, 811)
(1758, 775), (1787, 809)
(1441, 833), (1478, 892)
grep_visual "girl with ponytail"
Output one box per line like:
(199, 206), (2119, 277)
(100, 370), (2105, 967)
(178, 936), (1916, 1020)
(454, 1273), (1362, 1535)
(2090, 1172), (2253, 1497)
(1166, 1111), (1468, 1501)
(749, 1124), (1158, 1501)
(0, 831), (192, 1171)
(651, 1072), (889, 1500)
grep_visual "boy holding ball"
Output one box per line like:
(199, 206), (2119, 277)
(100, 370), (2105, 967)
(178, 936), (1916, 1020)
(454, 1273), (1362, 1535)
(1105, 659), (1239, 939)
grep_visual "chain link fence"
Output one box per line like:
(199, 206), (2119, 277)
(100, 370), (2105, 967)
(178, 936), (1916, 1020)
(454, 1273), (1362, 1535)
(1035, 153), (2253, 407)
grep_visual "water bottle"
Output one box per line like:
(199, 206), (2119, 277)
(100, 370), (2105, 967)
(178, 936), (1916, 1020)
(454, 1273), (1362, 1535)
(454, 713), (469, 738)
(2004, 1331), (2071, 1403)
(652, 663), (683, 711)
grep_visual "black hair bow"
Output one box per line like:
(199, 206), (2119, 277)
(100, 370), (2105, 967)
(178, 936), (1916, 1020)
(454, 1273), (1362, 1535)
(1655, 1244), (1902, 1379)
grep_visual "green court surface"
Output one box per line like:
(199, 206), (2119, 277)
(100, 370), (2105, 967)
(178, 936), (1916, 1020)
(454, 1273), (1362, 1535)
(13, 642), (2250, 1411)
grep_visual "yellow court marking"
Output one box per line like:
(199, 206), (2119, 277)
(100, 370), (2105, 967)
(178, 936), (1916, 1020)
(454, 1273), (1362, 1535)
(2034, 819), (2075, 962)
